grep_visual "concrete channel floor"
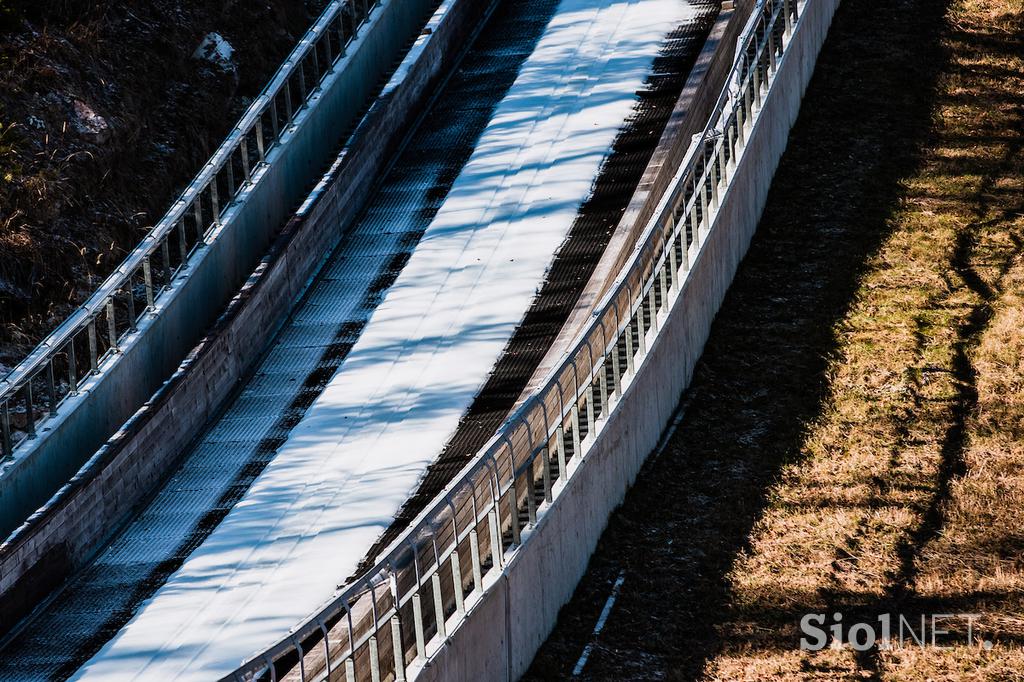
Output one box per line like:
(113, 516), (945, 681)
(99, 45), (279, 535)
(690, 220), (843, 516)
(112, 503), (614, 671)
(0, 0), (717, 680)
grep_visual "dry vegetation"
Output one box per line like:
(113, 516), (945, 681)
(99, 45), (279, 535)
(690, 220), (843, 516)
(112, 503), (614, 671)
(527, 0), (1024, 679)
(712, 0), (1024, 677)
(0, 0), (326, 368)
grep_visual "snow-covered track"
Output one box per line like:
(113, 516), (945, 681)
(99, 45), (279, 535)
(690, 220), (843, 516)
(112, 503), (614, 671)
(216, 0), (829, 680)
(0, 0), (490, 651)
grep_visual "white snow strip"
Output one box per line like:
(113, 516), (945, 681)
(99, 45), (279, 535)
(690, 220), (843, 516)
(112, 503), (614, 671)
(572, 570), (626, 677)
(73, 0), (695, 678)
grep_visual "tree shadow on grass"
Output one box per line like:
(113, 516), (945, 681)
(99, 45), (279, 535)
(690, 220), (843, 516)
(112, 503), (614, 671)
(524, 0), (955, 678)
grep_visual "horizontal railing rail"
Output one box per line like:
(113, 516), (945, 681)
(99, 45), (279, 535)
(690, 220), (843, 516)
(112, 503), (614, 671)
(0, 0), (386, 461)
(223, 0), (805, 679)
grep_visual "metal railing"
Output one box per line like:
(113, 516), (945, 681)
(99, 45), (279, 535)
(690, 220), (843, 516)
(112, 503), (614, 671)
(224, 0), (803, 679)
(0, 0), (386, 461)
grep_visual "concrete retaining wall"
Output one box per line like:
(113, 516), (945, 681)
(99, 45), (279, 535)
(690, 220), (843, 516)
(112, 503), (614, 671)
(0, 0), (494, 638)
(0, 0), (445, 539)
(414, 0), (840, 678)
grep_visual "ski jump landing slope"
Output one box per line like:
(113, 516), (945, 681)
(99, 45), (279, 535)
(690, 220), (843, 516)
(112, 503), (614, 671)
(72, 0), (698, 678)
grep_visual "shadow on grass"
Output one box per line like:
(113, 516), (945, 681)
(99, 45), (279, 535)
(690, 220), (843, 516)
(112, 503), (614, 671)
(524, 0), (956, 678)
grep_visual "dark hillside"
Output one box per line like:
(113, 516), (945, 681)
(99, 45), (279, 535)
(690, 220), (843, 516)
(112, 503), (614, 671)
(0, 0), (326, 367)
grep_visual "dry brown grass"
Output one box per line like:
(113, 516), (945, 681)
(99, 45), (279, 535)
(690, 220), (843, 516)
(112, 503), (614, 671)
(705, 0), (1024, 678)
(526, 0), (1023, 679)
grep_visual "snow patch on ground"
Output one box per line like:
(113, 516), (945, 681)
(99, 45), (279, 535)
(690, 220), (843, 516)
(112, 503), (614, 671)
(192, 32), (235, 72)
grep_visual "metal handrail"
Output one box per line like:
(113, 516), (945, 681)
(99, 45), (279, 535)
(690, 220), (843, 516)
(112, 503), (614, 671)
(224, 0), (803, 679)
(0, 0), (384, 460)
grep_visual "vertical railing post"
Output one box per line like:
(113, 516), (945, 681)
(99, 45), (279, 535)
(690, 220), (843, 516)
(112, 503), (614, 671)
(669, 232), (680, 291)
(744, 58), (755, 129)
(736, 91), (747, 146)
(368, 634), (381, 682)
(106, 298), (118, 352)
(624, 323), (635, 375)
(297, 61), (308, 103)
(391, 615), (405, 682)
(210, 177), (220, 224)
(227, 155), (236, 197)
(175, 215), (187, 266)
(143, 256), (155, 310)
(161, 237), (172, 286)
(193, 195), (204, 237)
(338, 10), (349, 55)
(570, 404), (582, 459)
(611, 342), (622, 397)
(699, 171), (710, 233)
(648, 286), (658, 334)
(349, 2), (360, 39)
(323, 30), (333, 71)
(88, 318), (99, 374)
(240, 137), (252, 184)
(412, 591), (427, 659)
(636, 299), (647, 358)
(293, 637), (305, 682)
(450, 552), (465, 616)
(658, 259), (669, 310)
(718, 130), (729, 185)
(23, 382), (35, 438)
(47, 358), (58, 416)
(526, 468), (538, 522)
(345, 608), (357, 682)
(270, 95), (281, 140)
(469, 528), (483, 591)
(753, 48), (763, 108)
(67, 339), (78, 395)
(431, 572), (446, 640)
(709, 152), (721, 210)
(585, 384), (596, 439)
(1, 402), (11, 459)
(555, 427), (567, 481)
(284, 77), (294, 121)
(178, 217), (189, 265)
(318, 618), (332, 682)
(256, 114), (266, 161)
(311, 42), (321, 86)
(542, 445), (553, 502)
(508, 487), (521, 545)
(487, 509), (502, 570)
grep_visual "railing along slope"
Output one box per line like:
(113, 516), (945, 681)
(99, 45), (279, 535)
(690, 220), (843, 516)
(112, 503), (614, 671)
(223, 0), (809, 679)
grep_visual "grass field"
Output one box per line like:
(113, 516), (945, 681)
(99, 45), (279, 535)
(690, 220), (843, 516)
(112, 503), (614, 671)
(526, 0), (1024, 679)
